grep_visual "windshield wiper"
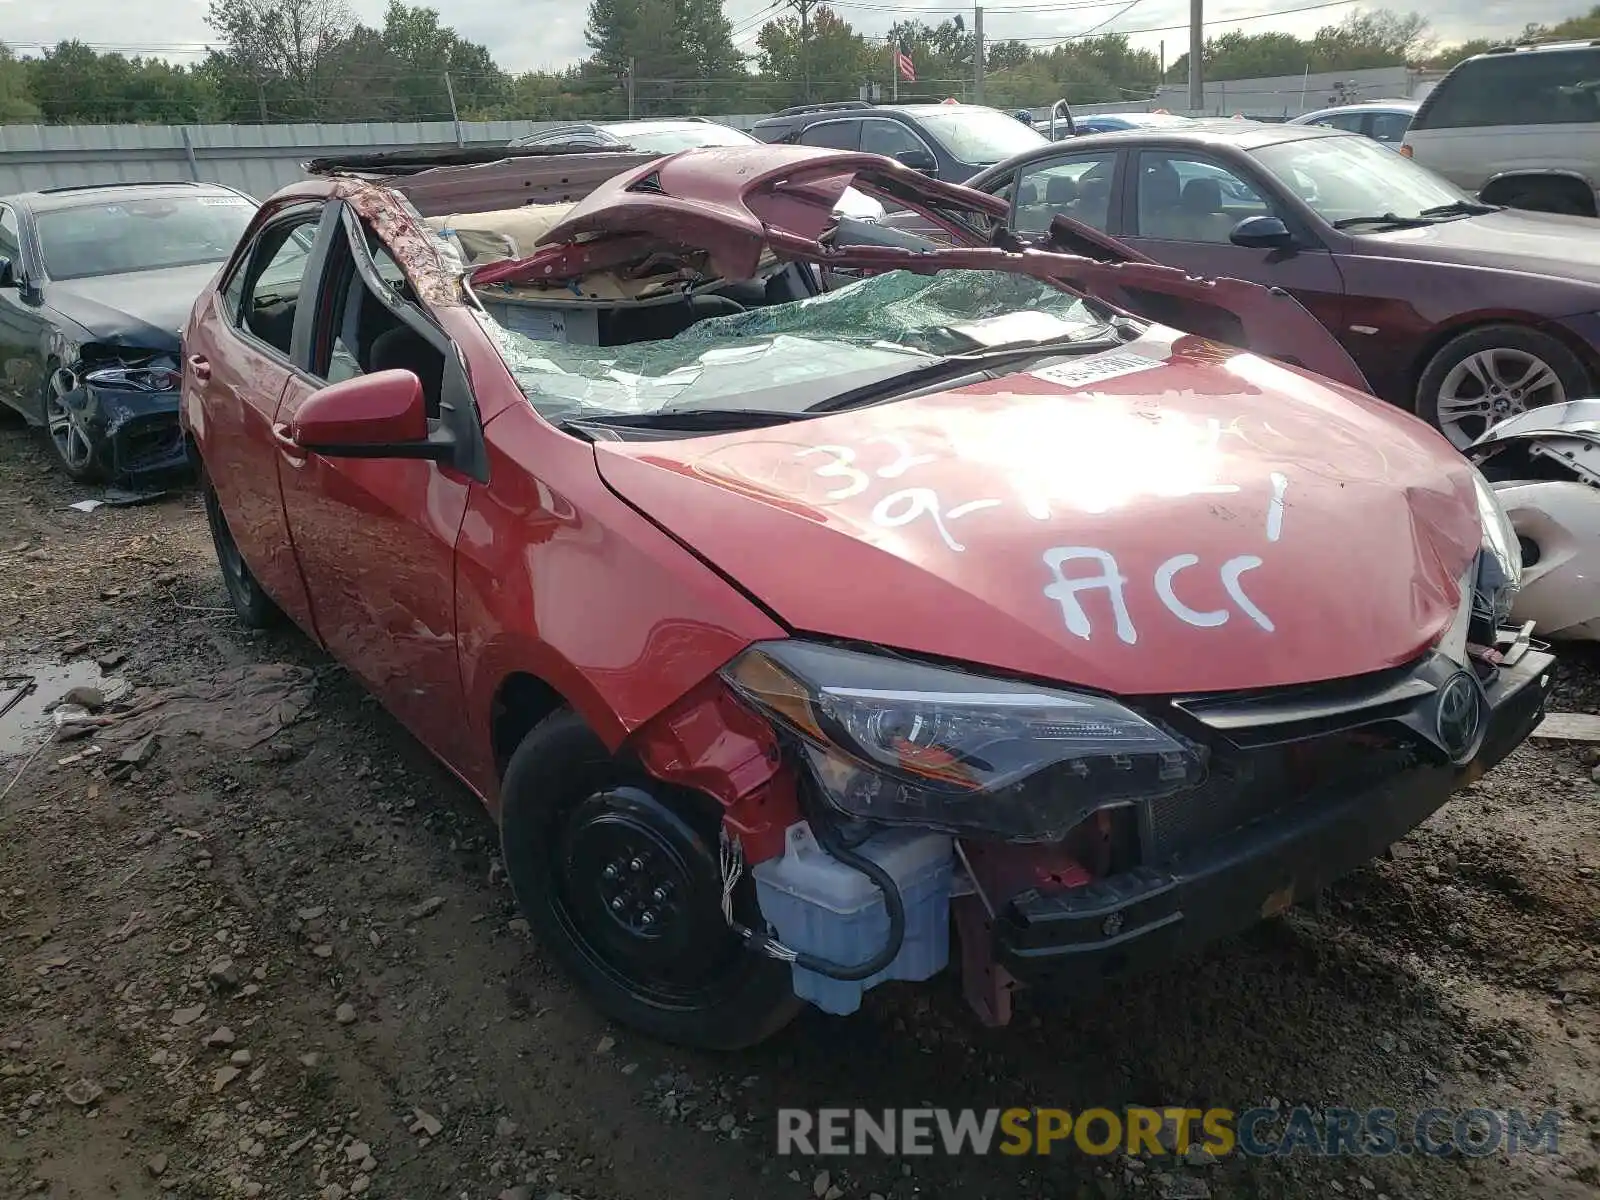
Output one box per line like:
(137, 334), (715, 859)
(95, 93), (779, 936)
(563, 408), (808, 434)
(1417, 200), (1500, 218)
(1331, 212), (1436, 230)
(807, 331), (1126, 414)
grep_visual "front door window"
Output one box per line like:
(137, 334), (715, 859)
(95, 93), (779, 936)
(1135, 153), (1273, 243)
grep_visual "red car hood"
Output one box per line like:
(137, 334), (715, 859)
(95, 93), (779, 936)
(594, 331), (1481, 695)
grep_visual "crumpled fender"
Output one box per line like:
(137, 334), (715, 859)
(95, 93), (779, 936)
(1469, 397), (1600, 489)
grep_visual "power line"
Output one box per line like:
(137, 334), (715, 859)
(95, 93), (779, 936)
(1071, 0), (1147, 39)
(730, 1), (787, 33)
(985, 0), (1360, 43)
(825, 0), (1159, 12)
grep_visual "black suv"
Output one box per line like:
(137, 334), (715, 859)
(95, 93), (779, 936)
(749, 101), (1048, 182)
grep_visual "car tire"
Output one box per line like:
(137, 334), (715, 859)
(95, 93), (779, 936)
(40, 363), (106, 483)
(1415, 325), (1592, 451)
(499, 709), (802, 1051)
(202, 476), (282, 628)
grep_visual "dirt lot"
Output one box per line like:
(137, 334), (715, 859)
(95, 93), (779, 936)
(1, 415), (1598, 1200)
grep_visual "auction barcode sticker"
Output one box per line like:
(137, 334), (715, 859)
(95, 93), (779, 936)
(1031, 350), (1162, 389)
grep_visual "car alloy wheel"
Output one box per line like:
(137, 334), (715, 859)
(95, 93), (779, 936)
(44, 387), (97, 476)
(1434, 347), (1566, 451)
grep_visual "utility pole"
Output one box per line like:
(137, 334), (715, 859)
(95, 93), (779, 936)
(1187, 0), (1203, 113)
(626, 57), (636, 119)
(889, 36), (898, 103)
(443, 72), (464, 147)
(973, 4), (985, 105)
(786, 0), (817, 103)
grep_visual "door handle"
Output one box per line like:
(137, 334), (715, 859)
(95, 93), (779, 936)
(187, 354), (211, 383)
(270, 422), (306, 460)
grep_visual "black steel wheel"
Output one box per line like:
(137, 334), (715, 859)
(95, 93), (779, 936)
(202, 476), (281, 629)
(500, 709), (801, 1049)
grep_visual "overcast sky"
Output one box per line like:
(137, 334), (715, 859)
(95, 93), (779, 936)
(0, 0), (1590, 75)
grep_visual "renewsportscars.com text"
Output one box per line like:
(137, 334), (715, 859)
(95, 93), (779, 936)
(776, 1106), (1562, 1158)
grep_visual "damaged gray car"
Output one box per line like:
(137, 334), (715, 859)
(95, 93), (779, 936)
(0, 181), (258, 481)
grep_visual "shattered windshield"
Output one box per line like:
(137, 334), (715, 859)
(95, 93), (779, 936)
(484, 269), (1109, 424)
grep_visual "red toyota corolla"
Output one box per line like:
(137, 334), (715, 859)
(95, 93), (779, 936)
(181, 144), (1551, 1049)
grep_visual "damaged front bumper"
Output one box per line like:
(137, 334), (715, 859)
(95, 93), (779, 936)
(57, 378), (188, 480)
(984, 640), (1554, 991)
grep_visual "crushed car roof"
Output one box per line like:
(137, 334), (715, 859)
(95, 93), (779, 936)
(447, 144), (1368, 391)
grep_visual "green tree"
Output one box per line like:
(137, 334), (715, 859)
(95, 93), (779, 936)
(27, 41), (216, 124)
(1167, 31), (1309, 82)
(0, 43), (40, 123)
(755, 6), (877, 106)
(883, 19), (975, 99)
(1167, 9), (1436, 82)
(583, 0), (745, 111)
(370, 1), (509, 119)
(1309, 8), (1435, 68)
(204, 0), (355, 119)
(985, 40), (1032, 73)
(503, 65), (625, 121)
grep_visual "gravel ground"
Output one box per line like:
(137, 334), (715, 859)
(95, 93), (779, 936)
(1, 413), (1598, 1200)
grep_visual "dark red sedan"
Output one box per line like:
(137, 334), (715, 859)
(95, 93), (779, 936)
(180, 144), (1550, 1048)
(935, 121), (1600, 450)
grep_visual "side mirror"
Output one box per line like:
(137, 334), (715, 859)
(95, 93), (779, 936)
(1231, 215), (1295, 250)
(895, 148), (938, 175)
(0, 256), (15, 288)
(287, 369), (453, 462)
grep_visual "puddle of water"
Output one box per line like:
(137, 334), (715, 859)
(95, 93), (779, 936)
(0, 660), (115, 758)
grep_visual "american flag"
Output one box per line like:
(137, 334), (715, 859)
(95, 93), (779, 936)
(895, 44), (916, 82)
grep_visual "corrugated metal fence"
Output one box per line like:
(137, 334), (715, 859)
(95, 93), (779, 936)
(0, 117), (764, 199)
(0, 68), (1437, 199)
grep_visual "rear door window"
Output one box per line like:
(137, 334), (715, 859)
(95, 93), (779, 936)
(234, 212), (324, 357)
(1013, 151), (1119, 233)
(1416, 49), (1600, 129)
(1368, 111), (1412, 143)
(1313, 112), (1365, 132)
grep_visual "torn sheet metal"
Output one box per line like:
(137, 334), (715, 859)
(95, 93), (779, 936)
(1470, 398), (1600, 488)
(333, 178), (465, 309)
(451, 146), (1366, 393)
(1471, 399), (1600, 641)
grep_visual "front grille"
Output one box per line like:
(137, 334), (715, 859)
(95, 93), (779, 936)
(1141, 733), (1416, 865)
(110, 413), (184, 475)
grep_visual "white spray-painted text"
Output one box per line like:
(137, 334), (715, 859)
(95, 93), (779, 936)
(1041, 471), (1289, 644)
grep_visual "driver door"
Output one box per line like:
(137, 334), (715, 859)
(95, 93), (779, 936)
(272, 205), (476, 767)
(1117, 150), (1347, 337)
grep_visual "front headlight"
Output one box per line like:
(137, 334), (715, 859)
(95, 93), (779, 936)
(83, 362), (181, 392)
(1471, 468), (1521, 624)
(721, 640), (1203, 843)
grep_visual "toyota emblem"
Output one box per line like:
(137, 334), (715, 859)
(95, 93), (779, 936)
(1436, 671), (1482, 762)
